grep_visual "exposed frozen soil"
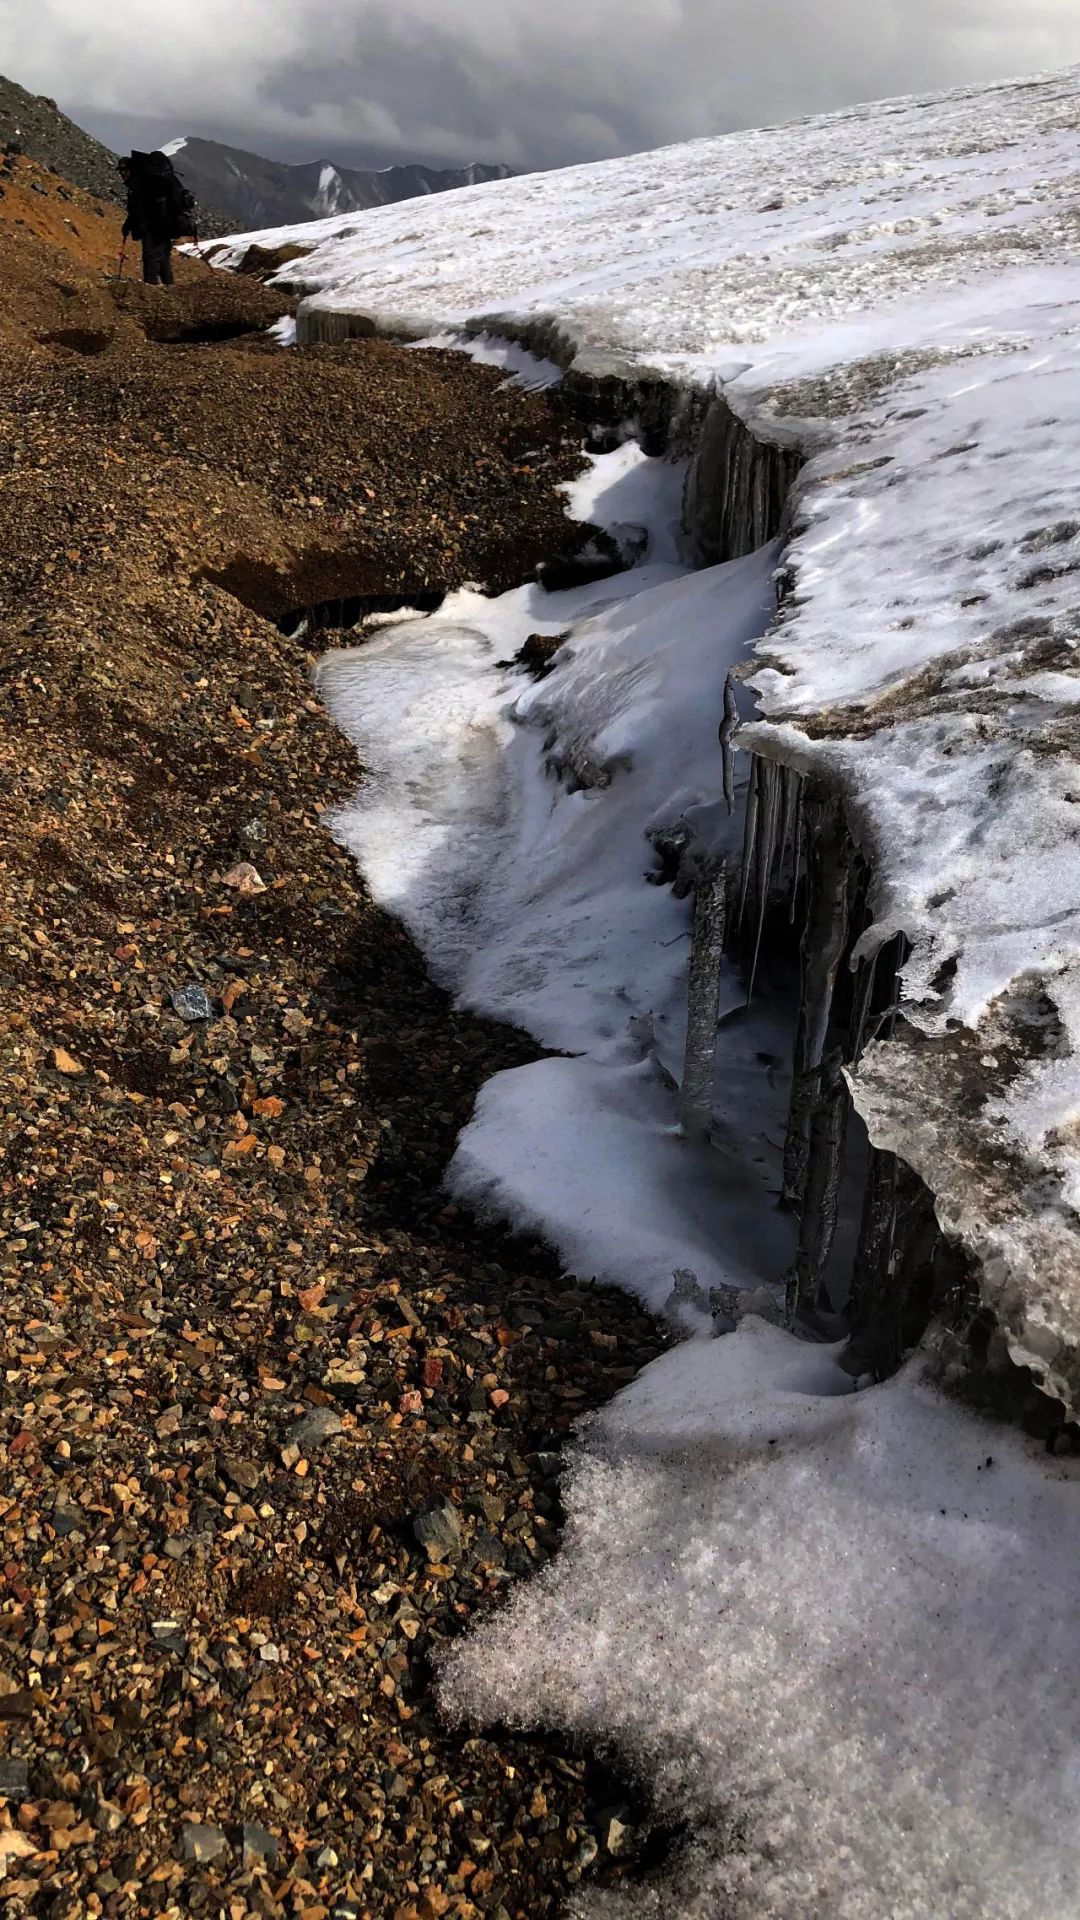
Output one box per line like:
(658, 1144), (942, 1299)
(0, 223), (682, 1913)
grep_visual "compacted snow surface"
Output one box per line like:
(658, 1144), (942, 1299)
(443, 1325), (1080, 1920)
(235, 66), (1080, 1919)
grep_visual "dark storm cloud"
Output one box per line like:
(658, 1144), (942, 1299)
(4, 0), (1080, 171)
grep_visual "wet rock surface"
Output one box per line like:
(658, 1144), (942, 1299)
(0, 186), (664, 1913)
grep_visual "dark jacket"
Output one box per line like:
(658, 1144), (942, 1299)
(122, 152), (189, 244)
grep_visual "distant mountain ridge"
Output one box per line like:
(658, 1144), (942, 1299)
(161, 136), (513, 233)
(0, 75), (512, 240)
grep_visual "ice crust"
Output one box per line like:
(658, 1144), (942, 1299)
(206, 63), (1080, 1392)
(441, 1323), (1080, 1920)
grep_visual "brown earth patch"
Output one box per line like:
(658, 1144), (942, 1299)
(234, 240), (315, 282)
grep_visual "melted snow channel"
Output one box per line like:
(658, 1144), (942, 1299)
(319, 446), (794, 1310)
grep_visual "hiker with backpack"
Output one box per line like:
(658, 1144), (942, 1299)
(119, 151), (197, 286)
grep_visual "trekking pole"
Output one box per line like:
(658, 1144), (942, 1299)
(115, 238), (127, 283)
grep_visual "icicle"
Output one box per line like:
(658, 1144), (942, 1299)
(859, 931), (908, 1052)
(784, 1265), (800, 1328)
(788, 777), (804, 924)
(747, 758), (781, 1004)
(847, 1147), (900, 1371)
(803, 811), (852, 1073)
(845, 1144), (937, 1374)
(778, 765), (797, 876)
(679, 859), (727, 1142)
(784, 1048), (849, 1317)
(847, 1149), (940, 1380)
(782, 796), (853, 1212)
(884, 932), (906, 1037)
(719, 674), (740, 814)
(736, 754), (759, 931)
(849, 948), (878, 1063)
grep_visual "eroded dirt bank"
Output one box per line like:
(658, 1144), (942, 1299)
(0, 208), (663, 1916)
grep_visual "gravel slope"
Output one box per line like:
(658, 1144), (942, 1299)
(0, 74), (122, 204)
(0, 190), (663, 1916)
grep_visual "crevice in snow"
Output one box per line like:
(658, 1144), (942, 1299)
(309, 318), (1074, 1406)
(287, 300), (1080, 1411)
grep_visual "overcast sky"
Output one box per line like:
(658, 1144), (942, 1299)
(4, 0), (1080, 172)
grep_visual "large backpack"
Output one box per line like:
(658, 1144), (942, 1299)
(142, 150), (197, 240)
(169, 179), (198, 240)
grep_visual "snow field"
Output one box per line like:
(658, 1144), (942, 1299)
(442, 1324), (1080, 1920)
(211, 67), (1080, 1355)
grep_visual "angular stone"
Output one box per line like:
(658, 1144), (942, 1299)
(180, 1822), (227, 1864)
(325, 1357), (366, 1387)
(242, 1821), (278, 1868)
(222, 1455), (261, 1491)
(413, 1497), (462, 1564)
(151, 1619), (186, 1655)
(52, 1498), (83, 1538)
(171, 984), (214, 1023)
(95, 1798), (124, 1833)
(221, 860), (266, 895)
(0, 1758), (29, 1800)
(287, 1407), (343, 1452)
